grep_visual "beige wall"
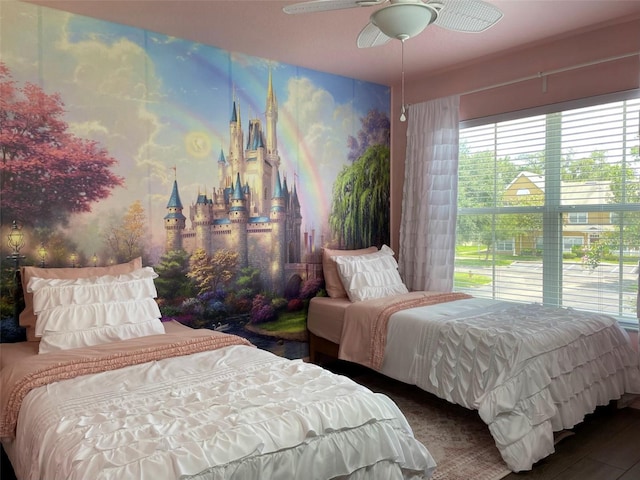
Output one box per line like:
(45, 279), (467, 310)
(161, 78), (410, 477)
(389, 17), (640, 252)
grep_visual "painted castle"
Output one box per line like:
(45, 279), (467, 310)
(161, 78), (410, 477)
(164, 72), (309, 295)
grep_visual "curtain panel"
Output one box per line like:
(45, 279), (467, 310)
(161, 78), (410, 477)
(399, 95), (460, 292)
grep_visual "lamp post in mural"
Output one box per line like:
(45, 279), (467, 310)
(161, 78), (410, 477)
(92, 253), (98, 267)
(6, 220), (26, 323)
(38, 243), (47, 268)
(70, 252), (78, 268)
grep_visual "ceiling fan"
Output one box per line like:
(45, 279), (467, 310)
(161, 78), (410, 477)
(284, 0), (502, 122)
(283, 0), (503, 48)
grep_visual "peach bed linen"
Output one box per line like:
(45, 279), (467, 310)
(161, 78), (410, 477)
(338, 291), (471, 370)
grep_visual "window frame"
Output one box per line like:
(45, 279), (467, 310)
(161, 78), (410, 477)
(457, 89), (640, 327)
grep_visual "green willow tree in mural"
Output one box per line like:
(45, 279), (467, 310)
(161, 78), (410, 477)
(329, 143), (390, 249)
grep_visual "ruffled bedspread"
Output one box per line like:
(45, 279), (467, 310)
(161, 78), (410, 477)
(3, 338), (435, 479)
(394, 300), (640, 472)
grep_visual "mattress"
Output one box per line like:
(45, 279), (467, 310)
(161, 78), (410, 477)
(307, 296), (352, 344)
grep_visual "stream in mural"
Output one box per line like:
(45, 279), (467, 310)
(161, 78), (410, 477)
(169, 316), (309, 360)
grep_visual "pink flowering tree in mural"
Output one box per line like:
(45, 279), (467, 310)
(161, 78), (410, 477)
(0, 63), (124, 229)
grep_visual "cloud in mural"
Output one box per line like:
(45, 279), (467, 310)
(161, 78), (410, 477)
(282, 76), (356, 233)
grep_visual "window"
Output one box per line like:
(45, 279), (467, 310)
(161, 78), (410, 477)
(610, 211), (620, 224)
(562, 236), (584, 252)
(495, 239), (515, 252)
(456, 92), (639, 326)
(567, 212), (588, 224)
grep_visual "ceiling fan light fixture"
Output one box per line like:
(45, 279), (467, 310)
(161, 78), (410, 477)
(371, 3), (437, 41)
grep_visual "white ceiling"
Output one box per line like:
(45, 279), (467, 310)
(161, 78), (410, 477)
(21, 0), (640, 86)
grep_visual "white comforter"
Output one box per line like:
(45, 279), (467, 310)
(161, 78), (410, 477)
(6, 344), (436, 480)
(381, 298), (640, 472)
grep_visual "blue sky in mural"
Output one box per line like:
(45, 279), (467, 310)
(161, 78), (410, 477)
(1, 2), (390, 258)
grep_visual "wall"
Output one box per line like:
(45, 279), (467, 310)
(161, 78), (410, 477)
(389, 17), (640, 253)
(0, 2), (391, 355)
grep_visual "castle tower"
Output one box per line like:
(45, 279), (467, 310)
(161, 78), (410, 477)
(229, 100), (244, 180)
(164, 179), (186, 252)
(266, 70), (279, 166)
(217, 149), (227, 188)
(212, 187), (227, 221)
(270, 170), (286, 293)
(265, 70), (281, 210)
(192, 190), (212, 252)
(229, 173), (248, 267)
(291, 182), (302, 262)
(244, 119), (266, 215)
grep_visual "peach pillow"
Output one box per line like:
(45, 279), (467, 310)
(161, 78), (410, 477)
(322, 247), (377, 298)
(19, 257), (142, 342)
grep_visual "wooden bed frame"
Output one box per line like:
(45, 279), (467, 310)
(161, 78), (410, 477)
(308, 332), (339, 364)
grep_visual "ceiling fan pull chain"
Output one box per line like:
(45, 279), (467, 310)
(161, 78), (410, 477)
(400, 39), (407, 122)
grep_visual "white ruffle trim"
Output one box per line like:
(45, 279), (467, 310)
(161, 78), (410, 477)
(29, 267), (158, 312)
(32, 276), (158, 314)
(38, 318), (165, 354)
(422, 302), (640, 472)
(35, 297), (162, 336)
(28, 266), (158, 291)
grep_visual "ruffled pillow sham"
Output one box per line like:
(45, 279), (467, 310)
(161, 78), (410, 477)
(334, 245), (408, 302)
(322, 246), (378, 298)
(19, 257), (143, 341)
(27, 266), (165, 354)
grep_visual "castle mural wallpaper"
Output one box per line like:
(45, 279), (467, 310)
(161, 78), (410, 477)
(0, 2), (391, 358)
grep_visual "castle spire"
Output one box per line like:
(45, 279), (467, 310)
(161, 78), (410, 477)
(166, 179), (183, 209)
(265, 68), (279, 165)
(164, 179), (186, 252)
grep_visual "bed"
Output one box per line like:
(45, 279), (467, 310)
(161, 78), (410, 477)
(0, 258), (437, 480)
(310, 245), (640, 472)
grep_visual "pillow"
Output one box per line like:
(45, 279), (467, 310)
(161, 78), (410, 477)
(19, 257), (142, 341)
(334, 245), (408, 302)
(29, 267), (159, 315)
(31, 267), (164, 354)
(322, 246), (378, 298)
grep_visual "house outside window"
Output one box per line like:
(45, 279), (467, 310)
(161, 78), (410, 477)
(568, 212), (588, 224)
(455, 92), (639, 326)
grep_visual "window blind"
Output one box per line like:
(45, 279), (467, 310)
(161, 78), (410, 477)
(455, 93), (640, 326)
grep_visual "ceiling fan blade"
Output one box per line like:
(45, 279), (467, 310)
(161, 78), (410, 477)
(431, 0), (503, 32)
(357, 21), (392, 48)
(283, 0), (385, 15)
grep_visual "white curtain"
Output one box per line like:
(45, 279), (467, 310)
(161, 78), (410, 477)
(398, 95), (460, 292)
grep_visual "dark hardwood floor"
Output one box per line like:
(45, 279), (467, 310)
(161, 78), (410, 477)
(323, 358), (640, 480)
(504, 403), (640, 480)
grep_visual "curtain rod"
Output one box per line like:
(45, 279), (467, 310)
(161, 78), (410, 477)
(460, 51), (640, 97)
